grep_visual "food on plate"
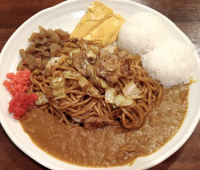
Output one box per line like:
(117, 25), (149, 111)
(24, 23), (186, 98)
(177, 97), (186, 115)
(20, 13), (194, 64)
(3, 69), (38, 119)
(84, 14), (125, 45)
(17, 25), (188, 166)
(15, 26), (162, 130)
(3, 1), (196, 168)
(118, 12), (170, 56)
(118, 12), (195, 87)
(20, 85), (188, 167)
(7, 92), (38, 119)
(141, 37), (194, 87)
(3, 69), (31, 96)
(71, 1), (125, 46)
(70, 1), (114, 40)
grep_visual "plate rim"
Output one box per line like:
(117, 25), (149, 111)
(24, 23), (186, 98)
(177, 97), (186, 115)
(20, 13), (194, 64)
(0, 0), (200, 170)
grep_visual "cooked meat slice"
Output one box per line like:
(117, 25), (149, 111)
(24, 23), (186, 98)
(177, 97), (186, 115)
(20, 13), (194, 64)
(35, 46), (50, 58)
(86, 64), (109, 89)
(72, 52), (87, 76)
(38, 31), (47, 39)
(45, 28), (54, 37)
(26, 44), (35, 54)
(83, 117), (120, 129)
(95, 50), (130, 85)
(35, 37), (48, 45)
(24, 54), (36, 66)
(28, 61), (37, 71)
(50, 33), (60, 43)
(35, 46), (48, 52)
(35, 58), (42, 68)
(16, 60), (28, 71)
(41, 50), (51, 57)
(28, 32), (39, 42)
(97, 51), (118, 72)
(49, 43), (61, 57)
(19, 49), (26, 60)
(42, 58), (49, 68)
(55, 29), (70, 41)
(34, 51), (42, 58)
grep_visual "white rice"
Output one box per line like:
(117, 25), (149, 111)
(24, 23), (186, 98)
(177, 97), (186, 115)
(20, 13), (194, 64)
(141, 37), (195, 87)
(118, 12), (195, 87)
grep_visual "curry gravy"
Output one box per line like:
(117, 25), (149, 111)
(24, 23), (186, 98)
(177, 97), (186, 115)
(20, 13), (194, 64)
(20, 84), (188, 167)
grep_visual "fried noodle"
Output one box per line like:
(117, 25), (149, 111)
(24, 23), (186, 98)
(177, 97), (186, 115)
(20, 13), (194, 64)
(21, 27), (162, 130)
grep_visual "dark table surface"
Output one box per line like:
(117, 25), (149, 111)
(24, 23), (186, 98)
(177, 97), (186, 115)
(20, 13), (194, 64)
(1, 0), (200, 170)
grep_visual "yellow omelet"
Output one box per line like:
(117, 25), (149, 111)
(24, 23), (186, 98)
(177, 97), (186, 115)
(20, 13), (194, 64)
(70, 1), (114, 40)
(84, 14), (125, 46)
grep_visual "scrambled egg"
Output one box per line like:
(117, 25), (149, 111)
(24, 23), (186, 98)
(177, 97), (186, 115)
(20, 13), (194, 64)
(70, 1), (113, 40)
(70, 1), (125, 46)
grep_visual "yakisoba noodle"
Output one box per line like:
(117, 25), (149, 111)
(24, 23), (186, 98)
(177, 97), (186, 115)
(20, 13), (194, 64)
(27, 36), (162, 130)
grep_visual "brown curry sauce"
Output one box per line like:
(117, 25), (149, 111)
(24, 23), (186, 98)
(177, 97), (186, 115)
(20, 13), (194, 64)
(20, 84), (188, 167)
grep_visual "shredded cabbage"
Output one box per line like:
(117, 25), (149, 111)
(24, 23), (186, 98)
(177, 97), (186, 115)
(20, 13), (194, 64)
(63, 70), (89, 87)
(122, 81), (142, 99)
(51, 74), (66, 99)
(114, 94), (133, 106)
(63, 70), (82, 80)
(63, 70), (100, 97)
(46, 54), (67, 72)
(101, 44), (117, 54)
(78, 77), (89, 87)
(105, 88), (116, 103)
(69, 48), (81, 58)
(35, 92), (48, 105)
(86, 65), (110, 89)
(84, 43), (98, 58)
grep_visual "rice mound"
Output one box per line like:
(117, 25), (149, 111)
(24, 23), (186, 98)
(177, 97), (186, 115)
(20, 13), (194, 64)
(118, 12), (170, 56)
(141, 37), (195, 87)
(118, 12), (195, 87)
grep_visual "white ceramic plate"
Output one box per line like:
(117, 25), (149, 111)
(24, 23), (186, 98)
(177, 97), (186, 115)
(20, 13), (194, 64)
(0, 0), (200, 170)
